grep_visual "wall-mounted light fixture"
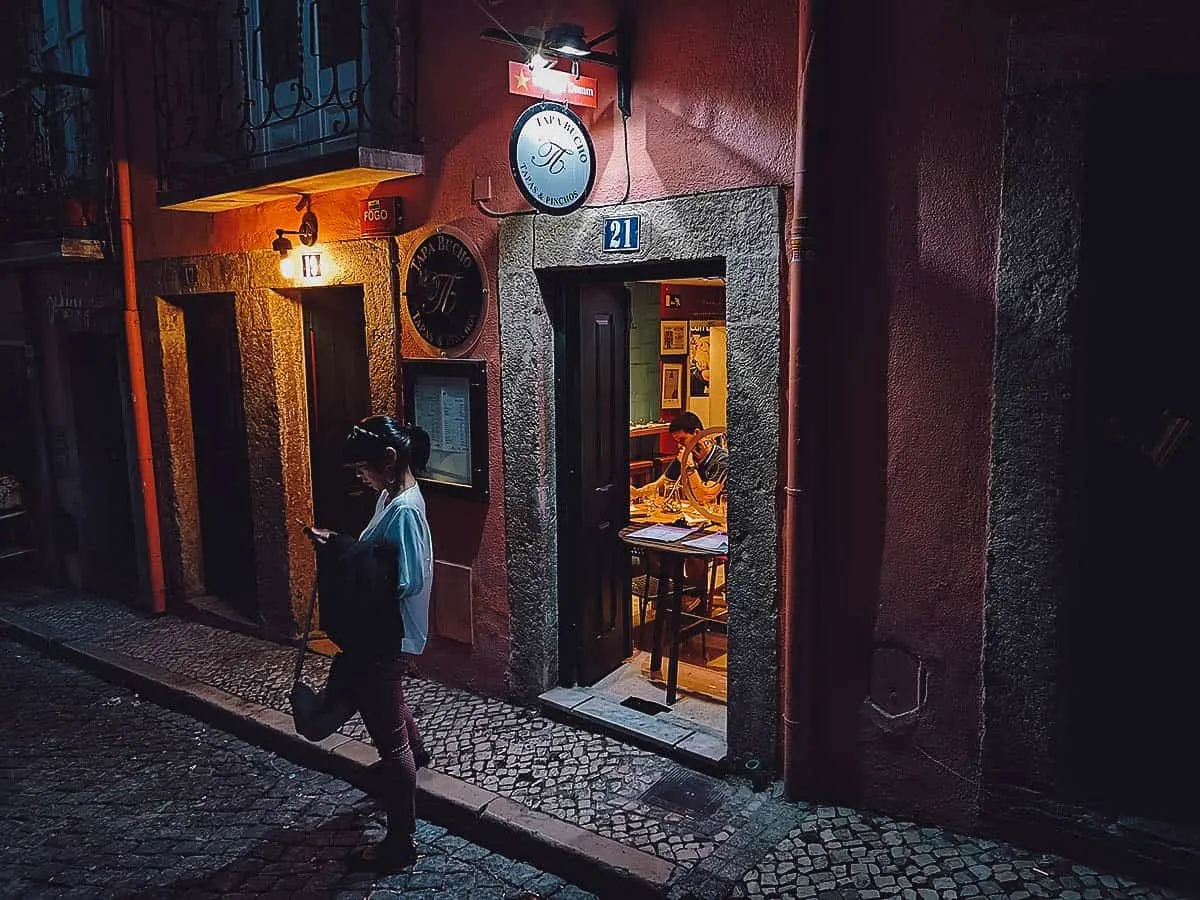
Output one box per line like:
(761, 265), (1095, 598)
(545, 24), (589, 57)
(272, 197), (319, 279)
(481, 18), (633, 116)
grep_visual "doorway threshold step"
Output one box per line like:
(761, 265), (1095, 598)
(539, 687), (727, 774)
(179, 595), (265, 642)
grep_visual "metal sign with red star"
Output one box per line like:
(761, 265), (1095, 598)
(507, 60), (598, 109)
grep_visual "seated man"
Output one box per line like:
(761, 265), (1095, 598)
(631, 412), (728, 608)
(632, 412), (728, 503)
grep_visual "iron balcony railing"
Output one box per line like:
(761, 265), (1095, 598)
(151, 0), (419, 199)
(0, 70), (107, 243)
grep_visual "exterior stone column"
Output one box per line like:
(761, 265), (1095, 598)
(267, 287), (316, 634)
(149, 294), (204, 600)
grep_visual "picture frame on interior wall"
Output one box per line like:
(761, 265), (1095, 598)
(661, 362), (684, 409)
(660, 320), (687, 355)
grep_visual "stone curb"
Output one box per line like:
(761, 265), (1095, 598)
(0, 610), (675, 899)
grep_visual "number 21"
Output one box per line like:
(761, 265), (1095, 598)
(608, 219), (633, 249)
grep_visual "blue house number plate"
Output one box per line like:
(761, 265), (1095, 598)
(603, 215), (640, 252)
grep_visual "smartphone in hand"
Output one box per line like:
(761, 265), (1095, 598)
(297, 519), (333, 543)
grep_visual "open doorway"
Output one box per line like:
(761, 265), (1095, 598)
(555, 274), (729, 741)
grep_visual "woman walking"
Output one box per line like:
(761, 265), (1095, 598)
(303, 416), (433, 870)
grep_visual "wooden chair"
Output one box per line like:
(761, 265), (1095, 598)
(629, 459), (654, 487)
(629, 547), (665, 631)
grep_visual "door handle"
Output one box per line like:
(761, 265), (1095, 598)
(594, 485), (611, 494)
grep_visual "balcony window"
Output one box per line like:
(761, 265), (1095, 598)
(0, 0), (103, 246)
(39, 0), (91, 183)
(152, 0), (422, 212)
(245, 0), (362, 155)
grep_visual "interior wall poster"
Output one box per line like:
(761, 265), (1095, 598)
(661, 362), (684, 409)
(689, 321), (713, 398)
(660, 320), (687, 355)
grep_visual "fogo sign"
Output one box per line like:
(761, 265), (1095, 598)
(359, 197), (403, 236)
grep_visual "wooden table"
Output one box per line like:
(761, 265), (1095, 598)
(619, 522), (727, 705)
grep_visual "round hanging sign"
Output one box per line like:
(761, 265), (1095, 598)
(404, 230), (486, 354)
(509, 101), (597, 215)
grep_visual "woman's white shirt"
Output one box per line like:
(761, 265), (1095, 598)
(358, 484), (433, 655)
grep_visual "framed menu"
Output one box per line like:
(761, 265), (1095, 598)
(401, 358), (489, 501)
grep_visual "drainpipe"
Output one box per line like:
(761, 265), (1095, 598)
(111, 39), (166, 615)
(781, 0), (816, 799)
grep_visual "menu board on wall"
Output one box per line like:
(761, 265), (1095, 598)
(402, 359), (490, 501)
(412, 375), (472, 485)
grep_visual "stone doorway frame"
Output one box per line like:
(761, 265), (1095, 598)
(136, 241), (397, 634)
(497, 186), (784, 767)
(984, 4), (1200, 825)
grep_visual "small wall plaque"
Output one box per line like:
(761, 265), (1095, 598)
(360, 197), (403, 237)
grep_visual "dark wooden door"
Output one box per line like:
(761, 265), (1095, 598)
(557, 282), (631, 685)
(67, 333), (136, 594)
(302, 288), (374, 535)
(183, 296), (257, 614)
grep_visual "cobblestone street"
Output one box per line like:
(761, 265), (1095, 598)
(1, 589), (1195, 899)
(0, 637), (594, 899)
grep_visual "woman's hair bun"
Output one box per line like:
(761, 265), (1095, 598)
(405, 424), (431, 475)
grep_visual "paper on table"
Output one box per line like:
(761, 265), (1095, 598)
(682, 532), (728, 552)
(626, 524), (698, 543)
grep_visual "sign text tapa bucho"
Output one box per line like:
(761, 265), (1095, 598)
(509, 101), (597, 216)
(404, 231), (485, 353)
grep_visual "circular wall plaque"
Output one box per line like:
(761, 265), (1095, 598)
(509, 101), (597, 215)
(404, 231), (486, 354)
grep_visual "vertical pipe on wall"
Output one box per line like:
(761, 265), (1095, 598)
(781, 0), (816, 798)
(111, 26), (166, 614)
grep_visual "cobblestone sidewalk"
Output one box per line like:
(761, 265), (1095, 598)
(0, 638), (594, 899)
(1, 586), (1191, 900)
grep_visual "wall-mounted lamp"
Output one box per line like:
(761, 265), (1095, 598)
(481, 17), (633, 116)
(272, 199), (319, 279)
(545, 24), (589, 57)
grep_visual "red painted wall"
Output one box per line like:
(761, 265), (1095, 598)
(811, 0), (1006, 825)
(124, 0), (800, 260)
(397, 218), (511, 696)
